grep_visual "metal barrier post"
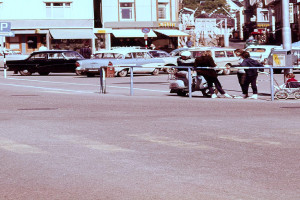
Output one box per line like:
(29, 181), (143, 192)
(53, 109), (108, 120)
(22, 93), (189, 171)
(270, 66), (274, 101)
(130, 66), (134, 96)
(99, 66), (106, 94)
(188, 67), (192, 98)
(3, 52), (6, 79)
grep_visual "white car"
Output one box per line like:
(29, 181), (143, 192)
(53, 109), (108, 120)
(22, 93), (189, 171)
(76, 49), (165, 77)
(147, 50), (177, 73)
(245, 45), (282, 64)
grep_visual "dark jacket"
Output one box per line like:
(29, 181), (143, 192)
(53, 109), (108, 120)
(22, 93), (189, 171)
(80, 47), (92, 59)
(177, 57), (194, 71)
(194, 55), (217, 78)
(240, 58), (263, 77)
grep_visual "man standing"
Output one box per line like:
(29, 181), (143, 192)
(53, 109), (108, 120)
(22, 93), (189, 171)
(80, 43), (92, 59)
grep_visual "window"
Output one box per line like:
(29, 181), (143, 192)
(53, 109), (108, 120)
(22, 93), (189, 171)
(226, 51), (235, 57)
(120, 3), (134, 20)
(0, 3), (3, 18)
(49, 53), (64, 59)
(215, 51), (225, 58)
(158, 3), (169, 20)
(46, 2), (72, 19)
(30, 53), (47, 60)
(125, 53), (132, 59)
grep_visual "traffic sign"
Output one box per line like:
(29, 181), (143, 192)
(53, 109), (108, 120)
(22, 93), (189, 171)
(0, 31), (15, 37)
(142, 27), (150, 34)
(0, 22), (11, 32)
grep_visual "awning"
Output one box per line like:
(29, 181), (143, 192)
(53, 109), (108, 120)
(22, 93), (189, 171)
(154, 29), (189, 37)
(50, 29), (96, 39)
(111, 29), (157, 38)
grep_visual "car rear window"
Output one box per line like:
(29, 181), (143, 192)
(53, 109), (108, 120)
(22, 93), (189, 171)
(226, 51), (235, 57)
(215, 51), (226, 58)
(64, 52), (84, 59)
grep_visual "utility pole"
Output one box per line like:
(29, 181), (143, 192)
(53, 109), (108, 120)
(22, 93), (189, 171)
(282, 0), (291, 50)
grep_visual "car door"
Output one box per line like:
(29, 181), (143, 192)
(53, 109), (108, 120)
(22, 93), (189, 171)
(62, 51), (82, 72)
(213, 50), (226, 68)
(225, 50), (239, 65)
(28, 52), (48, 72)
(48, 52), (66, 72)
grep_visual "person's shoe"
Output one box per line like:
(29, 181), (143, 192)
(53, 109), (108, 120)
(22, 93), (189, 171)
(220, 93), (232, 98)
(249, 94), (258, 99)
(211, 94), (218, 98)
(242, 94), (248, 99)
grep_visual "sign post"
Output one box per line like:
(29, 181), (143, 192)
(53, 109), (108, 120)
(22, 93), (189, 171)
(0, 22), (12, 79)
(141, 28), (150, 48)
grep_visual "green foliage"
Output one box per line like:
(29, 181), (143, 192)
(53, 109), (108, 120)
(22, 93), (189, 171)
(182, 0), (230, 16)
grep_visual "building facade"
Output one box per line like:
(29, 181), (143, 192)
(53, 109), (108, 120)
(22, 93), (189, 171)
(97, 0), (188, 51)
(0, 0), (96, 54)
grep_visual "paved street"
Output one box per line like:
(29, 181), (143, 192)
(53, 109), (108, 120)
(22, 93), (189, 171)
(0, 71), (300, 200)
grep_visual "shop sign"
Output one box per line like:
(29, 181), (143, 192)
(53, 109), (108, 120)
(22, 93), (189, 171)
(0, 31), (14, 37)
(256, 23), (269, 28)
(289, 3), (294, 24)
(159, 22), (176, 28)
(97, 30), (106, 33)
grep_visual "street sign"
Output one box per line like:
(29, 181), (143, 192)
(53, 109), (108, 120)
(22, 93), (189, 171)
(0, 31), (15, 37)
(142, 27), (150, 34)
(0, 22), (11, 32)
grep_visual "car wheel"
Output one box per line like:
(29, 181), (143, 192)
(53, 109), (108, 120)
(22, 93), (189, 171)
(223, 64), (231, 75)
(152, 68), (160, 76)
(19, 70), (32, 76)
(274, 91), (288, 99)
(177, 91), (187, 96)
(86, 73), (95, 77)
(294, 91), (300, 99)
(118, 69), (128, 77)
(75, 71), (83, 75)
(38, 72), (50, 76)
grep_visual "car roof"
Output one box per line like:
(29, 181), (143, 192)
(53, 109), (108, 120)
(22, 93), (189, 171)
(95, 48), (150, 54)
(245, 45), (282, 49)
(33, 50), (77, 53)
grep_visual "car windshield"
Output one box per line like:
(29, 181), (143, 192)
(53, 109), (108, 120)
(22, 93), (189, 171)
(246, 48), (266, 53)
(63, 51), (84, 59)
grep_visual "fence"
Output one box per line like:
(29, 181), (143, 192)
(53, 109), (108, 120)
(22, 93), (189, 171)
(99, 65), (300, 101)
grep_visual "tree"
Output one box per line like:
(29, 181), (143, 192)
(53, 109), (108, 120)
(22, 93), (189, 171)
(182, 0), (230, 17)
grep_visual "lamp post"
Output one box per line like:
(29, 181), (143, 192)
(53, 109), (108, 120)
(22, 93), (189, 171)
(282, 0), (292, 50)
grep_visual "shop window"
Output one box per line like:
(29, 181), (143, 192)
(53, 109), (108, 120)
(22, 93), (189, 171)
(27, 36), (38, 49)
(120, 3), (134, 20)
(158, 3), (169, 20)
(8, 36), (20, 51)
(46, 2), (72, 19)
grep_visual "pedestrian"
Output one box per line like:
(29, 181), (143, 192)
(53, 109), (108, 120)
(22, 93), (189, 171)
(240, 51), (263, 99)
(39, 44), (47, 51)
(150, 43), (156, 50)
(234, 49), (246, 98)
(80, 43), (92, 59)
(285, 73), (299, 88)
(194, 50), (232, 98)
(186, 38), (193, 48)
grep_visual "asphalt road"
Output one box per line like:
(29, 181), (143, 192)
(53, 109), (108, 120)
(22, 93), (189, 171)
(0, 71), (299, 200)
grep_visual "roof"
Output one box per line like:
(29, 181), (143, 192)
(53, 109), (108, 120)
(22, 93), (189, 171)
(94, 48), (151, 55)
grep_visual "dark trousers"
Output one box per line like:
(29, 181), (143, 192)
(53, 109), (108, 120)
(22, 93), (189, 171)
(205, 76), (225, 95)
(242, 75), (258, 95)
(237, 73), (246, 91)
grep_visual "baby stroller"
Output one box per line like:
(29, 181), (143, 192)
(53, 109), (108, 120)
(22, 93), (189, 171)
(274, 80), (300, 100)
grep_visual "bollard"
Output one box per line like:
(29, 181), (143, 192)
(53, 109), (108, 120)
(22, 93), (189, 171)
(99, 66), (106, 94)
(130, 66), (134, 96)
(188, 67), (192, 98)
(270, 66), (274, 101)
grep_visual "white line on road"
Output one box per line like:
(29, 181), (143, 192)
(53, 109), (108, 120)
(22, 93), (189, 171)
(5, 77), (170, 93)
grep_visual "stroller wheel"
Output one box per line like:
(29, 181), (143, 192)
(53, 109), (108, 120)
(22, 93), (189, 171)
(274, 91), (288, 100)
(294, 91), (300, 99)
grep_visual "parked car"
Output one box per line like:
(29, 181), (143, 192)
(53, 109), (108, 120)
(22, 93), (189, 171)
(76, 49), (165, 77)
(169, 47), (239, 75)
(245, 45), (282, 64)
(147, 50), (177, 73)
(0, 51), (28, 68)
(6, 50), (84, 76)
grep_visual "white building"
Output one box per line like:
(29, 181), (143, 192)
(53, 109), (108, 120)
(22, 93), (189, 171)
(0, 0), (187, 54)
(97, 0), (188, 51)
(0, 0), (95, 54)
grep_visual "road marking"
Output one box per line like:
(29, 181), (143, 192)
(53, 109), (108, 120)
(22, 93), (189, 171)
(219, 135), (282, 146)
(0, 82), (95, 94)
(129, 134), (216, 150)
(0, 137), (46, 154)
(5, 77), (170, 93)
(54, 135), (133, 152)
